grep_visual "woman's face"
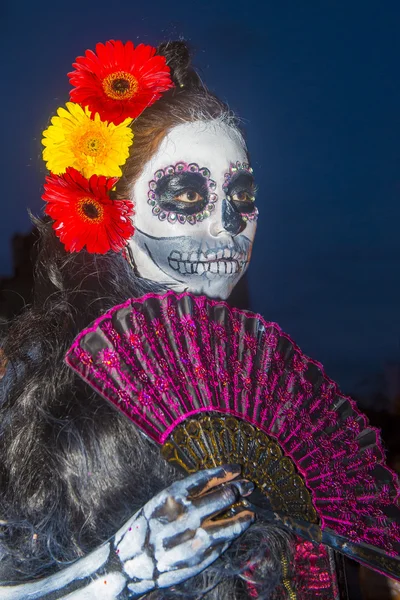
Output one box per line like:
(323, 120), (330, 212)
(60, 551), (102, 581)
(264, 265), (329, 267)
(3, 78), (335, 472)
(128, 121), (258, 299)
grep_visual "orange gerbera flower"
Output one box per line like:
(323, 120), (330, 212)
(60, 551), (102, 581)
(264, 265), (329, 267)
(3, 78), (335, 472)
(68, 40), (174, 125)
(43, 167), (134, 254)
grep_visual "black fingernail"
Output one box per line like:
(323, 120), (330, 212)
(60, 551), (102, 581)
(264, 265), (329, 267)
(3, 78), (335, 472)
(241, 480), (255, 496)
(231, 479), (255, 499)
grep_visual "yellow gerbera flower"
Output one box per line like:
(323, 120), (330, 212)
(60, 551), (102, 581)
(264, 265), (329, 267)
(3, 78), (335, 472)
(42, 102), (133, 178)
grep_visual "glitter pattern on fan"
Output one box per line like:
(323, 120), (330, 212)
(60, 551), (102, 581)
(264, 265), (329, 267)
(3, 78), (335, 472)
(66, 291), (400, 570)
(291, 541), (342, 599)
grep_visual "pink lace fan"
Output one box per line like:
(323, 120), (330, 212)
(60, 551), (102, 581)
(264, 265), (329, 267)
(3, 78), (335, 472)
(66, 291), (400, 582)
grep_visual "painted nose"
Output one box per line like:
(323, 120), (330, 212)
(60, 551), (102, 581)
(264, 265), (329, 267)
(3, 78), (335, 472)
(222, 198), (244, 235)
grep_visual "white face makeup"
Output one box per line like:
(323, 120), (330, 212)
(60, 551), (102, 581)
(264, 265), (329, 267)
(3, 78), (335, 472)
(128, 121), (258, 299)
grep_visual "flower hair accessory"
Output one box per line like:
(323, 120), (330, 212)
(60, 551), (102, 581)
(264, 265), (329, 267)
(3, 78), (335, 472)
(42, 103), (134, 179)
(68, 41), (174, 125)
(43, 168), (135, 253)
(41, 40), (174, 254)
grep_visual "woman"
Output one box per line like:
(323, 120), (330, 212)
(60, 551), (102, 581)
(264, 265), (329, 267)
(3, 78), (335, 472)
(0, 41), (294, 598)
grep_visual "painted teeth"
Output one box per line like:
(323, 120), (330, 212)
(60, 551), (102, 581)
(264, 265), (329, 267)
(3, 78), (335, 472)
(184, 251), (242, 262)
(205, 250), (217, 261)
(168, 250), (246, 262)
(167, 258), (247, 275)
(209, 262), (218, 273)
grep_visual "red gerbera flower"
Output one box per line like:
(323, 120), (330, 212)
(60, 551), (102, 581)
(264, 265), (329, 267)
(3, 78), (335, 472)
(42, 167), (134, 254)
(68, 40), (174, 125)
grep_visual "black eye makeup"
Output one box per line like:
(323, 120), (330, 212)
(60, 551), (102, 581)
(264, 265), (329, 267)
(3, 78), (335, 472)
(223, 161), (259, 222)
(148, 163), (218, 225)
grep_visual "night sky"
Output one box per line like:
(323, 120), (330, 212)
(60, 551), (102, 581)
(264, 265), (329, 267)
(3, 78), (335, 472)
(2, 2), (400, 398)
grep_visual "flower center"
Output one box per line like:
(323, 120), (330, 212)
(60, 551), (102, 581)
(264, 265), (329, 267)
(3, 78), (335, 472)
(102, 71), (139, 100)
(78, 130), (107, 158)
(77, 197), (104, 223)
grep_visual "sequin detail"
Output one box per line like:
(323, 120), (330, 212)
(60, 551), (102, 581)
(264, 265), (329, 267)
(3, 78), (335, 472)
(147, 162), (217, 224)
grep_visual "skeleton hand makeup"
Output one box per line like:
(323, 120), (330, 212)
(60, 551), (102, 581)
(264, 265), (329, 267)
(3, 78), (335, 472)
(0, 466), (254, 599)
(118, 465), (254, 595)
(128, 122), (258, 299)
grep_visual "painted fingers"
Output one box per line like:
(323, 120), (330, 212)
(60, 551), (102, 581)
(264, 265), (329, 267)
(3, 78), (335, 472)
(180, 464), (244, 497)
(117, 465), (255, 594)
(149, 465), (255, 587)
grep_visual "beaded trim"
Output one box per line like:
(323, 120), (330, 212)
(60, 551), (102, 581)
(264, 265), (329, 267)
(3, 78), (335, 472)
(223, 161), (258, 223)
(147, 162), (218, 225)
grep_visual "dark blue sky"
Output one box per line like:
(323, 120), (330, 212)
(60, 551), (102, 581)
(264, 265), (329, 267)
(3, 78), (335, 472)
(2, 1), (400, 396)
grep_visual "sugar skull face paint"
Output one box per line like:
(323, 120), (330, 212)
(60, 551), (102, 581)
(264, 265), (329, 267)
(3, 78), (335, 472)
(128, 121), (258, 299)
(223, 162), (259, 223)
(148, 162), (218, 224)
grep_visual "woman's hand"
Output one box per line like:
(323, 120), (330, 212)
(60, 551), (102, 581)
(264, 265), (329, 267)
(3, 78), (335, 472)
(115, 464), (255, 596)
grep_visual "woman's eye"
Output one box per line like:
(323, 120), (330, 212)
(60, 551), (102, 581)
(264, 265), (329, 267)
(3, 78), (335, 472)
(231, 191), (255, 203)
(174, 190), (204, 203)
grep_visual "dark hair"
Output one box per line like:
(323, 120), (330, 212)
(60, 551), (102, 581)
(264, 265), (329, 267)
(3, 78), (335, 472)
(0, 41), (291, 597)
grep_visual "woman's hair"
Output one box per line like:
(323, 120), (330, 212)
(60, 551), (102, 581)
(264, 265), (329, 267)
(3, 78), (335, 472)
(0, 41), (292, 597)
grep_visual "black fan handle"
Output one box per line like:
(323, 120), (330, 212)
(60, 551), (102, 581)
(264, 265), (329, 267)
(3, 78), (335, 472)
(321, 527), (400, 584)
(245, 501), (400, 583)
